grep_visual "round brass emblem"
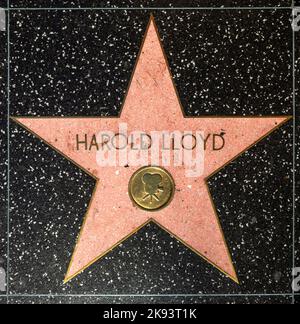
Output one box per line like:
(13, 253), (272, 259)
(129, 166), (175, 211)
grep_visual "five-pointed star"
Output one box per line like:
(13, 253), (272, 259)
(13, 17), (291, 284)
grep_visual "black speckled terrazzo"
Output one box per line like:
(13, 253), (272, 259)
(0, 4), (298, 304)
(8, 1), (293, 9)
(6, 296), (293, 305)
(10, 10), (294, 117)
(0, 9), (7, 297)
(0, 297), (7, 304)
(295, 8), (300, 293)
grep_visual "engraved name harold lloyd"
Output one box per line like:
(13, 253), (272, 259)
(75, 123), (227, 177)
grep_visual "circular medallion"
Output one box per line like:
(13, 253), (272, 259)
(129, 166), (175, 211)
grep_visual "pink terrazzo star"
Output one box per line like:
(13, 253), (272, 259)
(13, 17), (291, 284)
